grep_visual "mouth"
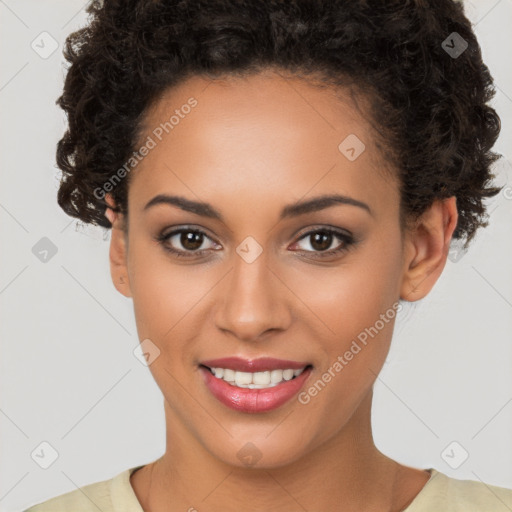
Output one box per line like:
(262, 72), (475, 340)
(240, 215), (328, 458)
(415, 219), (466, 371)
(199, 357), (313, 413)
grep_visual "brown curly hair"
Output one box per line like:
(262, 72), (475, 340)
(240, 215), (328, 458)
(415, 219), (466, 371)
(56, 0), (502, 248)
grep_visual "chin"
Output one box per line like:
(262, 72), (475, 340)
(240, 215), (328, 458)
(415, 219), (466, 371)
(201, 421), (322, 470)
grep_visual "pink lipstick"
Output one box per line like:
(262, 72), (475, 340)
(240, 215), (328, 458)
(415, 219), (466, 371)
(199, 357), (312, 413)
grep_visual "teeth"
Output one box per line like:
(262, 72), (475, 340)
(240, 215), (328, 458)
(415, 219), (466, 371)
(235, 371), (253, 386)
(283, 369), (294, 381)
(270, 369), (283, 383)
(223, 368), (235, 382)
(208, 366), (307, 388)
(212, 368), (224, 378)
(253, 371), (270, 386)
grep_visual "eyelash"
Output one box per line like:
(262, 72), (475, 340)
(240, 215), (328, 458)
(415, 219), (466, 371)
(154, 225), (356, 260)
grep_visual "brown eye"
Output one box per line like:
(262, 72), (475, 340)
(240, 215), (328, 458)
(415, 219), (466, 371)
(155, 225), (355, 261)
(292, 228), (355, 258)
(179, 231), (204, 251)
(309, 231), (335, 251)
(156, 227), (220, 258)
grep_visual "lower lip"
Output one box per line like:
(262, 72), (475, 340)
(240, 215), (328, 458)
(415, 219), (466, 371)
(200, 366), (312, 413)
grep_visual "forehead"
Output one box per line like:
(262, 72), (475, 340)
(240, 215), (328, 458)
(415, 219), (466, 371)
(128, 70), (398, 218)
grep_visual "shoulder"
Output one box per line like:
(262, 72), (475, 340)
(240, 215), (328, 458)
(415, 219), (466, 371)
(22, 466), (144, 512)
(408, 468), (512, 511)
(23, 479), (112, 512)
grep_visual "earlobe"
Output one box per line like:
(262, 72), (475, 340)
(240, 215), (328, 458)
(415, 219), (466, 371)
(400, 197), (458, 302)
(109, 227), (132, 298)
(105, 193), (132, 298)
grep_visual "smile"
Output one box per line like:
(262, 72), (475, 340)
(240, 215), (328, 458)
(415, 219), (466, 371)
(199, 357), (313, 413)
(206, 366), (307, 389)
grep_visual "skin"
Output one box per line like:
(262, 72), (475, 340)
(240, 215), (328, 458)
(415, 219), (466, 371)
(104, 69), (457, 511)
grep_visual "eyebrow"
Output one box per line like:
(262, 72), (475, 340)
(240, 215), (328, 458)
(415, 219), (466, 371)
(143, 193), (372, 221)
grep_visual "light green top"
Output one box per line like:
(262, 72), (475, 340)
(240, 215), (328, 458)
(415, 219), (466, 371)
(23, 466), (512, 511)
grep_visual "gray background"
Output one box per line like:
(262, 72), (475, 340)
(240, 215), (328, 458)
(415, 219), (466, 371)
(1, 1), (511, 510)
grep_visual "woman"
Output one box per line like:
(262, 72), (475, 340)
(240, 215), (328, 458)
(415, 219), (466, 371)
(24, 0), (512, 510)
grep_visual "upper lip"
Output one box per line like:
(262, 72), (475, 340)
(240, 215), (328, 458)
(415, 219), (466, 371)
(200, 357), (311, 372)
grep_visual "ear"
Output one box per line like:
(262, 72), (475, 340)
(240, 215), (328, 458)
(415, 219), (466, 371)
(400, 196), (458, 302)
(105, 193), (132, 298)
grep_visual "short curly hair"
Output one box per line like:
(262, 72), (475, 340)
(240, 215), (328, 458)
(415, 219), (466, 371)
(56, 0), (502, 248)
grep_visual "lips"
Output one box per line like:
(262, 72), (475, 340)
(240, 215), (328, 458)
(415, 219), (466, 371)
(201, 356), (309, 372)
(199, 357), (313, 413)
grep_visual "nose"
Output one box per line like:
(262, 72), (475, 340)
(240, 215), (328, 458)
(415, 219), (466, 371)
(214, 249), (292, 342)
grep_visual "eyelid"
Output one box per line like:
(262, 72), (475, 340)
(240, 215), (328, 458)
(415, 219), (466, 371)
(158, 225), (220, 249)
(289, 226), (354, 254)
(156, 223), (356, 259)
(293, 224), (354, 241)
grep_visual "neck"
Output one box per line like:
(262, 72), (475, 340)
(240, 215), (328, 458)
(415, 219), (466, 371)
(134, 389), (417, 512)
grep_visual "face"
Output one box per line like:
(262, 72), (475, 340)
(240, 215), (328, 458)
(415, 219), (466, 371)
(109, 69), (429, 468)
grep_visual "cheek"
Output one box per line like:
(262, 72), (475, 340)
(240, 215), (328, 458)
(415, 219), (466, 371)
(294, 232), (403, 393)
(293, 237), (403, 341)
(295, 272), (401, 436)
(127, 247), (175, 350)
(127, 240), (222, 380)
(127, 237), (206, 332)
(300, 268), (398, 390)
